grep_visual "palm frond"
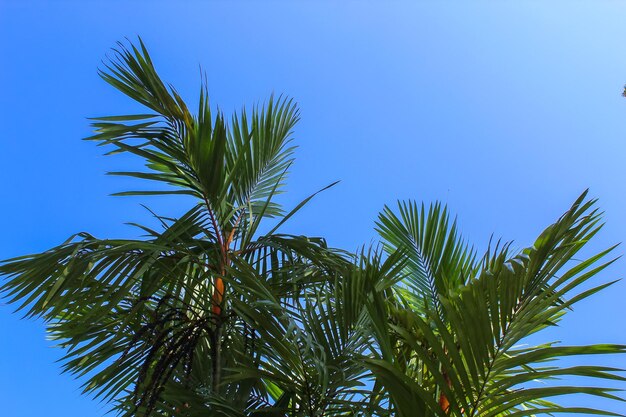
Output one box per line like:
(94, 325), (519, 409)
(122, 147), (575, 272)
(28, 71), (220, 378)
(376, 201), (477, 316)
(367, 191), (625, 416)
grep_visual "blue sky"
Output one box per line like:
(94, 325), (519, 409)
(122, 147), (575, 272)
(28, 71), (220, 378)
(1, 1), (625, 415)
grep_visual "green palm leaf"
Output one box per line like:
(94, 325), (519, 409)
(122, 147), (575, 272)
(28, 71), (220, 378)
(368, 191), (625, 416)
(1, 38), (623, 417)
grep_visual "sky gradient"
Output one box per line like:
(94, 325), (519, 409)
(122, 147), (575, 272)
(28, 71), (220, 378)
(1, 1), (626, 415)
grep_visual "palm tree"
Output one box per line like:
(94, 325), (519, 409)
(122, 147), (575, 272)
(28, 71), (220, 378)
(1, 40), (623, 417)
(367, 196), (625, 416)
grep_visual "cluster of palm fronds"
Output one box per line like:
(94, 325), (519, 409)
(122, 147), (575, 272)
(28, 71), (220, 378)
(1, 40), (624, 417)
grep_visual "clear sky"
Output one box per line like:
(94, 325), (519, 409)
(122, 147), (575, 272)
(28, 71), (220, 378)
(1, 1), (625, 415)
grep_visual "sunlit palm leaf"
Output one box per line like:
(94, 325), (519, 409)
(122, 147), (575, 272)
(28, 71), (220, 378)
(376, 201), (477, 316)
(367, 191), (625, 416)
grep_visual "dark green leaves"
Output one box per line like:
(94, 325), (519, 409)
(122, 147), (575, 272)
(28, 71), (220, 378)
(89, 39), (299, 239)
(368, 191), (625, 416)
(1, 38), (623, 417)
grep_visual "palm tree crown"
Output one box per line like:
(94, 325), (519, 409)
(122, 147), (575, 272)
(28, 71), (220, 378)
(1, 40), (624, 417)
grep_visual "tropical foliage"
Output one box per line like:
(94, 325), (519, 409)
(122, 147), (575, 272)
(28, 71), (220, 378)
(1, 40), (624, 417)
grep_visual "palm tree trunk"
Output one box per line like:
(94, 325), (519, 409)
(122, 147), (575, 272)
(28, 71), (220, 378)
(438, 371), (451, 413)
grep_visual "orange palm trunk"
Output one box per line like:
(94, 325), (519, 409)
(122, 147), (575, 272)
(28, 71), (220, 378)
(438, 393), (450, 413)
(438, 371), (452, 413)
(212, 276), (224, 315)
